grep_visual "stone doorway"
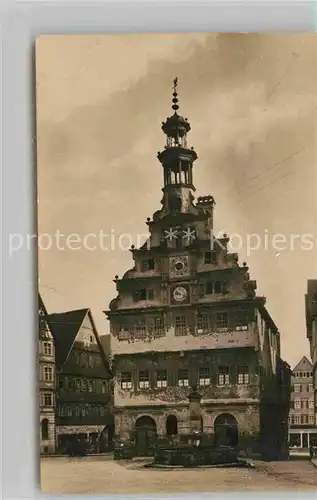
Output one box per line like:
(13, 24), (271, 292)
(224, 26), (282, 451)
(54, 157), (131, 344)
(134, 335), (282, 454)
(166, 415), (178, 436)
(135, 416), (157, 456)
(214, 413), (238, 447)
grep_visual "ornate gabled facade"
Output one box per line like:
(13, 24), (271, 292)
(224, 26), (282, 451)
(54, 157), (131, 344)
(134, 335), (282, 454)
(48, 308), (114, 453)
(39, 294), (56, 454)
(288, 356), (317, 449)
(306, 279), (317, 428)
(106, 80), (291, 459)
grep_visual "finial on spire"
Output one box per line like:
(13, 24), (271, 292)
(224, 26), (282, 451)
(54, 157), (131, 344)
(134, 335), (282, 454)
(172, 77), (179, 112)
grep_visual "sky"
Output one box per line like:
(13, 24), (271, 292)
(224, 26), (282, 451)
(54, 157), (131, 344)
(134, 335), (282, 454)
(36, 33), (317, 368)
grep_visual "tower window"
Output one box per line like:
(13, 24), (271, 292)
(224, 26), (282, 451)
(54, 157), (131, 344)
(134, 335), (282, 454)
(121, 372), (132, 390)
(138, 370), (150, 389)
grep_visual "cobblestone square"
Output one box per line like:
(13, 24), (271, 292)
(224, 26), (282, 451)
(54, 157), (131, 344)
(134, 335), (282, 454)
(40, 457), (317, 494)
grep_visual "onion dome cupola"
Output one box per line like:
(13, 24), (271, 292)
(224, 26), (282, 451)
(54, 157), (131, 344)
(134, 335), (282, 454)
(157, 78), (197, 191)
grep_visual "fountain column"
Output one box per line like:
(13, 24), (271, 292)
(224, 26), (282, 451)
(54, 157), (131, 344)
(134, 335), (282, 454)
(188, 386), (202, 436)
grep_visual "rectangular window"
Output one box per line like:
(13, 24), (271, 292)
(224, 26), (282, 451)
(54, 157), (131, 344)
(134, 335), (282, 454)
(75, 406), (80, 416)
(43, 342), (52, 356)
(43, 393), (52, 406)
(206, 282), (214, 294)
(199, 367), (210, 386)
(135, 319), (146, 339)
(81, 380), (87, 392)
(301, 399), (308, 409)
(214, 281), (222, 294)
(156, 370), (167, 388)
(133, 289), (154, 301)
(87, 380), (93, 392)
(178, 369), (189, 387)
(118, 328), (129, 341)
(216, 312), (228, 330)
(121, 372), (132, 390)
(175, 316), (187, 336)
(139, 370), (150, 389)
(294, 384), (301, 393)
(44, 366), (53, 382)
(237, 366), (249, 385)
(197, 313), (209, 334)
(198, 283), (205, 297)
(301, 414), (308, 424)
(218, 366), (230, 386)
(309, 400), (314, 409)
(308, 414), (315, 424)
(294, 415), (301, 424)
(309, 384), (314, 392)
(101, 382), (107, 394)
(66, 404), (72, 417)
(75, 379), (81, 391)
(205, 251), (218, 264)
(236, 310), (249, 330)
(294, 400), (301, 409)
(154, 317), (164, 337)
(141, 258), (155, 271)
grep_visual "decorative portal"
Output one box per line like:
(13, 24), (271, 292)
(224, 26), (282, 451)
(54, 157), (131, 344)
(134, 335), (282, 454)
(214, 413), (238, 447)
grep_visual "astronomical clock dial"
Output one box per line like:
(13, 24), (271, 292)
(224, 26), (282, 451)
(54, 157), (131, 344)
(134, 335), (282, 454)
(173, 286), (187, 302)
(169, 255), (189, 278)
(171, 284), (190, 305)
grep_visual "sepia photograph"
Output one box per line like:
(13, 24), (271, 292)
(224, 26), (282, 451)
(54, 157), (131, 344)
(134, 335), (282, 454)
(34, 33), (317, 493)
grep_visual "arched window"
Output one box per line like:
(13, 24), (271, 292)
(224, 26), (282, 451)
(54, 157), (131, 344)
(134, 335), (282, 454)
(41, 418), (49, 440)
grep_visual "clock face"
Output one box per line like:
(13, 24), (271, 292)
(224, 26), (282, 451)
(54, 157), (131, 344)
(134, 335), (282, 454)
(170, 255), (189, 278)
(173, 286), (187, 302)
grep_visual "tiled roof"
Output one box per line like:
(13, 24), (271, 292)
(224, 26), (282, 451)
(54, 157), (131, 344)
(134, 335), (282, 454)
(47, 309), (88, 369)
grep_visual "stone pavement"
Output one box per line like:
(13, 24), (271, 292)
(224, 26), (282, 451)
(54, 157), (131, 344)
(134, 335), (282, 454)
(40, 457), (317, 494)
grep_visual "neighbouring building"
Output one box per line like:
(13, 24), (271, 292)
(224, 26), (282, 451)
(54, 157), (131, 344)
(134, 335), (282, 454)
(105, 80), (291, 460)
(39, 294), (56, 454)
(288, 356), (317, 449)
(48, 308), (114, 452)
(306, 279), (317, 428)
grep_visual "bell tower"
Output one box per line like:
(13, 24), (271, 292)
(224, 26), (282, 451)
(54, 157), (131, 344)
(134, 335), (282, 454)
(157, 78), (198, 214)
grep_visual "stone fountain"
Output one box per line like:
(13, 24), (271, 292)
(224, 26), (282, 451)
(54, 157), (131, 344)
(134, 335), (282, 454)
(147, 387), (250, 469)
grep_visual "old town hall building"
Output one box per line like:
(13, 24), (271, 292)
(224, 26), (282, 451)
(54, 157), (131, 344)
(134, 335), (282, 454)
(106, 80), (291, 459)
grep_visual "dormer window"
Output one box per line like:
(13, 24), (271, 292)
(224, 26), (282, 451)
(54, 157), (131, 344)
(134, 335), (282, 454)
(204, 251), (218, 264)
(141, 258), (155, 272)
(133, 288), (155, 302)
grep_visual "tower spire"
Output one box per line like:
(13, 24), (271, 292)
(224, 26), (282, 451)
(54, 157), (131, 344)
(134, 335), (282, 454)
(172, 77), (179, 112)
(156, 80), (198, 214)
